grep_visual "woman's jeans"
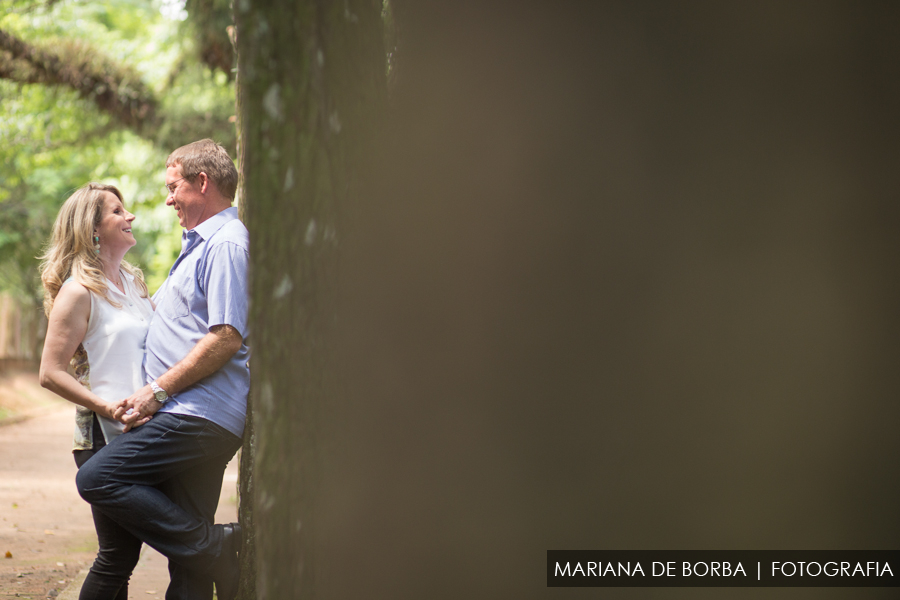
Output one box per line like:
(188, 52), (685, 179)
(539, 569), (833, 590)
(73, 417), (141, 600)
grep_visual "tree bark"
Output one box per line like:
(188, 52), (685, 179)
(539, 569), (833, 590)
(235, 0), (385, 597)
(233, 30), (257, 599)
(239, 3), (900, 600)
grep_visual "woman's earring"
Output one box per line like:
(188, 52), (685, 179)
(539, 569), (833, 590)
(93, 235), (100, 254)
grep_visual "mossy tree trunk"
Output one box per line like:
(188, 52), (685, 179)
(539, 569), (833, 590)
(235, 0), (386, 597)
(233, 44), (258, 600)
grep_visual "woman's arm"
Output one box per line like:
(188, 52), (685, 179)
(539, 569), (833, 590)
(39, 283), (117, 420)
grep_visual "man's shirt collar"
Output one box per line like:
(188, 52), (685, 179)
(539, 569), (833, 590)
(176, 207), (239, 271)
(186, 206), (238, 242)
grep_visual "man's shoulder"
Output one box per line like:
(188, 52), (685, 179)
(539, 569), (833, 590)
(207, 218), (249, 251)
(200, 219), (249, 281)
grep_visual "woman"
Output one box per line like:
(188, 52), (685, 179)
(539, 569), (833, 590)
(39, 183), (154, 600)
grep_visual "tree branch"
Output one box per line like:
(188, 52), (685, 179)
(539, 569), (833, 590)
(0, 28), (157, 133)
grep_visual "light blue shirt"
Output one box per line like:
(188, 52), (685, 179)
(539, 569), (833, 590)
(145, 207), (250, 437)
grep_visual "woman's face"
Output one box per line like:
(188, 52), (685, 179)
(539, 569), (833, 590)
(95, 191), (136, 255)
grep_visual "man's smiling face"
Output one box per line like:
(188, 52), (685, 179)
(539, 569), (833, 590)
(165, 164), (205, 229)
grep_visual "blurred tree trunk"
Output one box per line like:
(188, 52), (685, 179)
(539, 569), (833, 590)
(232, 3), (900, 600)
(235, 0), (386, 597)
(233, 41), (258, 600)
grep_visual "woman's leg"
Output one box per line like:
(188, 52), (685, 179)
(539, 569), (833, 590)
(74, 439), (143, 600)
(77, 504), (142, 600)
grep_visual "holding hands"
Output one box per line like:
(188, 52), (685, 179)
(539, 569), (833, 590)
(113, 384), (160, 431)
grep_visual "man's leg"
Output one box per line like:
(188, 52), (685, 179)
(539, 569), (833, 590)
(160, 451), (233, 600)
(75, 412), (242, 574)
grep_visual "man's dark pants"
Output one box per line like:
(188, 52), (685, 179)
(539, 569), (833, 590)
(76, 412), (242, 600)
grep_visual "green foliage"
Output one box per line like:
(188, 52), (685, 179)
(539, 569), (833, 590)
(0, 78), (173, 298)
(184, 0), (235, 77)
(0, 0), (236, 302)
(155, 63), (236, 151)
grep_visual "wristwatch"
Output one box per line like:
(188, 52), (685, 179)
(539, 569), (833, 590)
(150, 380), (169, 405)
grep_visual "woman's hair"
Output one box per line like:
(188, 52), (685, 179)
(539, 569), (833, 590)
(39, 182), (148, 316)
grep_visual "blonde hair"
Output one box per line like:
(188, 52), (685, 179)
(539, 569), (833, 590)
(39, 183), (148, 316)
(167, 139), (238, 201)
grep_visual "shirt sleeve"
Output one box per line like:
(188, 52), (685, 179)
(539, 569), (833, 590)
(203, 240), (250, 338)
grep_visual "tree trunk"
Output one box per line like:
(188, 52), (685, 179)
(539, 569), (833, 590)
(235, 0), (385, 597)
(237, 3), (900, 600)
(233, 47), (258, 600)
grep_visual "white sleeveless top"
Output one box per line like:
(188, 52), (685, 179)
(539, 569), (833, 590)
(69, 271), (154, 448)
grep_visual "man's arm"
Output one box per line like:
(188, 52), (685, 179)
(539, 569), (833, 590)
(114, 323), (242, 430)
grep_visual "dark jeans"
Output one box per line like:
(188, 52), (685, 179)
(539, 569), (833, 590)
(76, 412), (242, 600)
(73, 417), (141, 600)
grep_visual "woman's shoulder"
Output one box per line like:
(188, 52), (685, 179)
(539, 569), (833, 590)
(54, 279), (92, 309)
(47, 279), (93, 327)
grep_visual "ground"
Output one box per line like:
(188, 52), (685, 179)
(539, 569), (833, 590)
(0, 367), (239, 599)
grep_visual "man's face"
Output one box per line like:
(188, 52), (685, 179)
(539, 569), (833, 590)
(165, 165), (205, 229)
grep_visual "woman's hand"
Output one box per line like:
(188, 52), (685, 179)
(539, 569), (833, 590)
(99, 402), (126, 422)
(114, 385), (163, 432)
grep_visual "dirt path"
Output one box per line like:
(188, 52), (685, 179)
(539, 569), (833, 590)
(0, 405), (94, 598)
(0, 372), (239, 599)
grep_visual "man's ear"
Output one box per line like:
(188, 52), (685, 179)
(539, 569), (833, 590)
(198, 172), (209, 193)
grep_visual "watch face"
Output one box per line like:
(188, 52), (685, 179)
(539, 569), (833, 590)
(151, 382), (166, 402)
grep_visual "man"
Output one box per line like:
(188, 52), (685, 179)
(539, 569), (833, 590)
(76, 139), (250, 600)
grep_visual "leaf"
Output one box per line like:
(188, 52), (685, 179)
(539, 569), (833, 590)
(4, 550), (11, 558)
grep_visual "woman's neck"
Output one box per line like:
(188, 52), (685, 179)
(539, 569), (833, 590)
(99, 256), (124, 289)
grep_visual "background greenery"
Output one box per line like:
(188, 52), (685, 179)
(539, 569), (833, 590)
(0, 0), (236, 304)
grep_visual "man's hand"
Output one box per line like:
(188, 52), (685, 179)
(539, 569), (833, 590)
(114, 325), (243, 433)
(114, 384), (163, 432)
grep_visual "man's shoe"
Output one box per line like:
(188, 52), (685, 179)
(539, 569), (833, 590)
(212, 523), (242, 600)
(225, 522), (243, 556)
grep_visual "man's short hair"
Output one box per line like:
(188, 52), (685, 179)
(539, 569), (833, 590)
(167, 139), (238, 201)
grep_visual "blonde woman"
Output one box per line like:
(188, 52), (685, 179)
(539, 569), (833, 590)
(39, 183), (153, 600)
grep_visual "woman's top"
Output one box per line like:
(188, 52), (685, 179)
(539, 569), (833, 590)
(68, 270), (154, 450)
